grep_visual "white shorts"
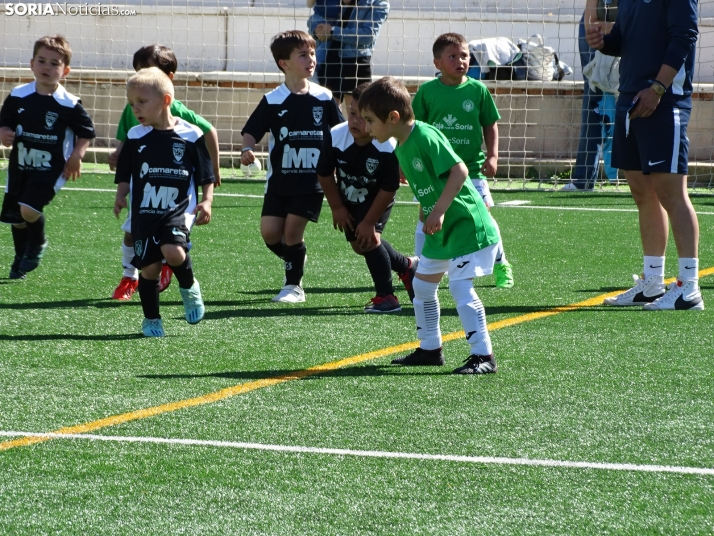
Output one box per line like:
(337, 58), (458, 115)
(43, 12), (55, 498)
(417, 244), (497, 280)
(120, 210), (132, 233)
(472, 178), (493, 208)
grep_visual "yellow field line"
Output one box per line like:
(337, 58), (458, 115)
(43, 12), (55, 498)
(3, 268), (713, 452)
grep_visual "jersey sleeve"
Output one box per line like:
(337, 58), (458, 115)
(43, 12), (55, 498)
(241, 96), (272, 142)
(115, 104), (136, 142)
(478, 83), (500, 127)
(71, 102), (96, 139)
(412, 86), (428, 122)
(0, 95), (18, 131)
(376, 152), (400, 192)
(192, 136), (216, 186)
(172, 100), (213, 134)
(114, 138), (133, 184)
(316, 129), (337, 177)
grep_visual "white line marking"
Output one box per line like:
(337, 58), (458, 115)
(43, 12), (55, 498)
(1, 431), (712, 476)
(497, 200), (532, 206)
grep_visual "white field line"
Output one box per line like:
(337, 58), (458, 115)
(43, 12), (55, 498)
(1, 431), (712, 476)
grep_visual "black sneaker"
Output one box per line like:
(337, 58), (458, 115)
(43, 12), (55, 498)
(398, 256), (419, 302)
(19, 240), (48, 273)
(453, 354), (497, 374)
(364, 294), (401, 313)
(9, 255), (26, 280)
(391, 347), (444, 366)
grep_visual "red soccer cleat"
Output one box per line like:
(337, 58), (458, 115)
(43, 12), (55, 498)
(112, 276), (138, 300)
(158, 264), (173, 293)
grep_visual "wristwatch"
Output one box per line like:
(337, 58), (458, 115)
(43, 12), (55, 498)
(651, 80), (666, 96)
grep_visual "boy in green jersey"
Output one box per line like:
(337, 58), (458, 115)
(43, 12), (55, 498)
(413, 32), (514, 289)
(359, 76), (501, 374)
(108, 44), (220, 301)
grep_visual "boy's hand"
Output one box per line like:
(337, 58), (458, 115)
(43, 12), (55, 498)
(194, 200), (212, 225)
(331, 205), (354, 233)
(398, 166), (408, 185)
(240, 149), (255, 166)
(585, 26), (605, 50)
(423, 211), (444, 236)
(0, 130), (15, 147)
(354, 221), (378, 250)
(481, 156), (497, 178)
(108, 149), (120, 170)
(113, 195), (127, 218)
(213, 165), (222, 187)
(315, 23), (332, 41)
(63, 153), (83, 181)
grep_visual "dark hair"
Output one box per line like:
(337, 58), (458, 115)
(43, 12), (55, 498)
(270, 30), (315, 73)
(33, 35), (72, 65)
(357, 77), (414, 123)
(432, 32), (468, 59)
(351, 81), (372, 102)
(132, 45), (178, 75)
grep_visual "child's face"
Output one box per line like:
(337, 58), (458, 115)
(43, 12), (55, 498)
(361, 108), (395, 144)
(30, 47), (70, 91)
(434, 43), (470, 83)
(280, 44), (316, 79)
(127, 86), (169, 128)
(347, 98), (370, 142)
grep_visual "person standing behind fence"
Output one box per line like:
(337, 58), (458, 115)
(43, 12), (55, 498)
(310, 0), (389, 112)
(562, 0), (618, 191)
(588, 0), (703, 310)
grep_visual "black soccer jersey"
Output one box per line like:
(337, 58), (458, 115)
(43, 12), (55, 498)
(316, 122), (400, 207)
(0, 81), (95, 191)
(241, 83), (343, 196)
(115, 119), (215, 237)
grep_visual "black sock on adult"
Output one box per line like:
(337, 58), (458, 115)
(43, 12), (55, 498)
(283, 242), (306, 286)
(138, 274), (161, 319)
(363, 244), (395, 296)
(381, 239), (410, 275)
(170, 255), (195, 289)
(24, 214), (46, 246)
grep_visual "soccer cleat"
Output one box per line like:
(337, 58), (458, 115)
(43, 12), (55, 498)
(272, 284), (305, 303)
(158, 264), (173, 293)
(453, 354), (497, 374)
(494, 261), (514, 289)
(364, 294), (402, 313)
(398, 256), (419, 302)
(643, 280), (705, 311)
(19, 239), (48, 273)
(391, 347), (445, 366)
(112, 276), (139, 300)
(9, 255), (26, 280)
(603, 274), (665, 306)
(179, 279), (205, 324)
(142, 318), (166, 337)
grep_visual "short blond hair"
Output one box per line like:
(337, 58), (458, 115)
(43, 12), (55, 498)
(126, 67), (174, 99)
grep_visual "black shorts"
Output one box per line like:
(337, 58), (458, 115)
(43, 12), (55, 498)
(319, 57), (372, 100)
(343, 200), (393, 242)
(261, 192), (323, 223)
(0, 176), (63, 224)
(131, 222), (190, 269)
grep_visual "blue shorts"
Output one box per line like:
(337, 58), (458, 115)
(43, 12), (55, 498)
(612, 104), (690, 175)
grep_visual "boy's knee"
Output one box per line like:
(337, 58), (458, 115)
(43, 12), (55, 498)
(162, 245), (186, 266)
(413, 277), (439, 301)
(19, 205), (40, 223)
(123, 232), (134, 247)
(449, 278), (476, 305)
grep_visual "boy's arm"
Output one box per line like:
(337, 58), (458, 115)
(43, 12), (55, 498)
(108, 141), (124, 171)
(423, 162), (469, 236)
(194, 183), (214, 226)
(0, 126), (14, 147)
(481, 122), (498, 178)
(318, 172), (354, 232)
(354, 188), (395, 249)
(204, 127), (221, 187)
(241, 133), (258, 166)
(63, 138), (92, 181)
(114, 182), (130, 218)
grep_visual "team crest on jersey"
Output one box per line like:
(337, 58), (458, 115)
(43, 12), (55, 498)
(172, 142), (185, 164)
(312, 107), (323, 125)
(365, 158), (379, 174)
(134, 240), (144, 257)
(462, 100), (475, 112)
(412, 158), (424, 172)
(45, 111), (58, 130)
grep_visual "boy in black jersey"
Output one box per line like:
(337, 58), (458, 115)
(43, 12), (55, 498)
(317, 83), (417, 313)
(0, 36), (95, 279)
(114, 68), (215, 337)
(241, 30), (343, 304)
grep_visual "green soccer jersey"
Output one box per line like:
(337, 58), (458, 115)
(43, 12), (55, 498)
(115, 100), (213, 142)
(412, 76), (500, 180)
(395, 121), (500, 260)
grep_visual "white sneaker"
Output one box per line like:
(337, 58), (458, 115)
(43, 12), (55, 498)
(643, 280), (705, 310)
(560, 182), (579, 191)
(603, 274), (665, 306)
(272, 284), (305, 303)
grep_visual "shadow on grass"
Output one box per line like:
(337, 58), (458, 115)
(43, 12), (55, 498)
(137, 364), (456, 381)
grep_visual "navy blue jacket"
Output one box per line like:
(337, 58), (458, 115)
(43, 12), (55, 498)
(601, 0), (698, 108)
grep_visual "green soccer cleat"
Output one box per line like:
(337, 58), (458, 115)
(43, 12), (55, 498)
(494, 261), (514, 289)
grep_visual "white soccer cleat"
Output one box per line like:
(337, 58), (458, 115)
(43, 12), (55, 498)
(603, 274), (665, 306)
(271, 284), (305, 303)
(179, 279), (205, 324)
(643, 280), (705, 311)
(142, 318), (166, 337)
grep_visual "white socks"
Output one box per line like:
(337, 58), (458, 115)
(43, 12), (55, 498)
(449, 279), (492, 356)
(643, 256), (665, 280)
(679, 257), (698, 283)
(122, 243), (139, 280)
(413, 278), (441, 351)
